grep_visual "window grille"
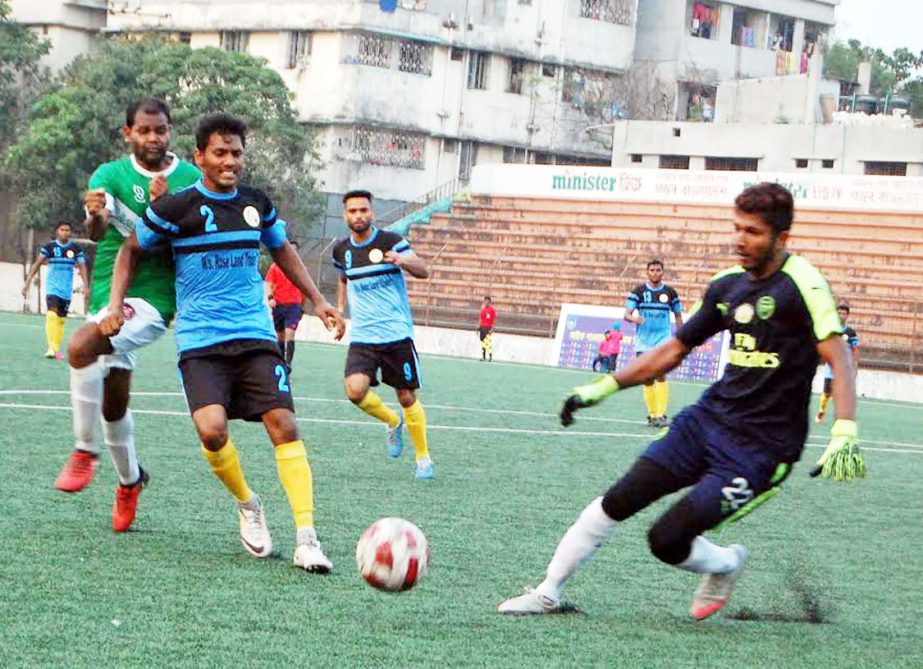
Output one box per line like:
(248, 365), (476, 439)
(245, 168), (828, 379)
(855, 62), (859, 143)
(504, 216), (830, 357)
(579, 0), (633, 26)
(352, 126), (426, 169)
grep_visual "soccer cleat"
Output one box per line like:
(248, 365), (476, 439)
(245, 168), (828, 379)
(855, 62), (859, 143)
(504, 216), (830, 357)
(44, 348), (56, 359)
(112, 467), (150, 533)
(293, 528), (333, 574)
(54, 450), (98, 492)
(690, 544), (749, 621)
(814, 410), (825, 425)
(415, 456), (434, 480)
(54, 352), (64, 361)
(387, 416), (405, 458)
(237, 494), (273, 558)
(498, 588), (565, 615)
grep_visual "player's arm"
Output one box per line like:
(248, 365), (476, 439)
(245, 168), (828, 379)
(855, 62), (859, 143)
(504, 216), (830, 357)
(384, 248), (429, 279)
(21, 253), (47, 297)
(83, 189), (111, 242)
(337, 275), (348, 314)
(268, 241), (346, 340)
(818, 335), (856, 421)
(624, 290), (642, 324)
(264, 268), (277, 309)
(673, 295), (684, 327)
(76, 256), (89, 297)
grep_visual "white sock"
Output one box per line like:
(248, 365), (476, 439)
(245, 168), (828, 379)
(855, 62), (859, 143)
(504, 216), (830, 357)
(70, 362), (103, 456)
(535, 497), (618, 601)
(103, 410), (140, 485)
(676, 536), (740, 575)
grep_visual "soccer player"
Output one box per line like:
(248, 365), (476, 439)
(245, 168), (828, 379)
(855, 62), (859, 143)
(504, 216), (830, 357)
(103, 112), (344, 571)
(53, 98), (200, 534)
(21, 221), (88, 359)
(625, 259), (683, 427)
(498, 182), (864, 619)
(265, 238), (304, 366)
(333, 190), (434, 480)
(816, 303), (860, 424)
(478, 296), (496, 361)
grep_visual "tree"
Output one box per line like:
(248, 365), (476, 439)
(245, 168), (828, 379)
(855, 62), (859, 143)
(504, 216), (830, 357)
(0, 0), (50, 148)
(824, 39), (923, 107)
(5, 36), (323, 238)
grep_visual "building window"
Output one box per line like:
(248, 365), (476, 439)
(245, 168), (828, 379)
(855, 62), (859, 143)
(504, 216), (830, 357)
(731, 8), (763, 48)
(459, 141), (478, 179)
(355, 34), (393, 68)
(541, 62), (556, 78)
(768, 14), (795, 52)
(287, 31), (311, 68)
(177, 32), (191, 45)
(562, 67), (624, 122)
(508, 58), (526, 94)
(398, 40), (433, 75)
(795, 158), (809, 169)
(467, 52), (489, 89)
(579, 0), (634, 26)
(631, 154), (642, 163)
(822, 159), (835, 169)
(443, 139), (457, 154)
(351, 126), (425, 169)
(864, 161), (907, 176)
(451, 47), (465, 61)
(220, 31), (249, 52)
(659, 155), (690, 169)
(503, 146), (528, 163)
(705, 157), (759, 172)
(689, 2), (719, 40)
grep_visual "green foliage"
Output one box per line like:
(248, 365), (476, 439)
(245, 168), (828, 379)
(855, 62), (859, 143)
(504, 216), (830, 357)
(824, 40), (923, 116)
(5, 36), (323, 235)
(0, 0), (50, 148)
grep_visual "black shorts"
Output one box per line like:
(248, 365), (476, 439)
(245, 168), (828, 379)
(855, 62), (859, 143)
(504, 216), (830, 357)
(822, 378), (833, 395)
(478, 327), (492, 341)
(345, 338), (422, 390)
(272, 303), (303, 332)
(178, 340), (294, 422)
(46, 295), (70, 317)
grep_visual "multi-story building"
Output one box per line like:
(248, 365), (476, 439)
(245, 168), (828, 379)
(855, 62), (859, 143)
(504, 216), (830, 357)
(8, 0), (108, 73)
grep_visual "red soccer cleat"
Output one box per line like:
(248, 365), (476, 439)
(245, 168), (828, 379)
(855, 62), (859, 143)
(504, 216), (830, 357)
(112, 468), (150, 533)
(54, 450), (98, 493)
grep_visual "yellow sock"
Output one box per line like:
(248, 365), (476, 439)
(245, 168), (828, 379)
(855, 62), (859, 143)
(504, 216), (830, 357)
(358, 390), (400, 428)
(643, 384), (657, 417)
(53, 315), (67, 353)
(44, 311), (57, 352)
(201, 439), (252, 502)
(819, 393), (831, 414)
(275, 440), (315, 530)
(484, 334), (492, 356)
(402, 400), (430, 461)
(655, 381), (669, 417)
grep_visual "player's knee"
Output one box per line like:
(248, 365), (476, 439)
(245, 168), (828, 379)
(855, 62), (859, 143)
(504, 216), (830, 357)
(647, 521), (690, 566)
(345, 382), (367, 404)
(601, 485), (635, 522)
(396, 389), (416, 408)
(264, 410), (299, 443)
(198, 424), (230, 451)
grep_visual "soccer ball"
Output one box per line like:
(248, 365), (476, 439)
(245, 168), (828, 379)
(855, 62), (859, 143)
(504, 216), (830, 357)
(356, 517), (430, 592)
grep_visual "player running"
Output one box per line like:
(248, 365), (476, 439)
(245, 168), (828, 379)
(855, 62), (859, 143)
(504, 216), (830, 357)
(265, 239), (304, 367)
(816, 303), (859, 424)
(333, 190), (434, 480)
(478, 296), (496, 361)
(498, 182), (864, 620)
(54, 98), (200, 534)
(104, 112), (345, 572)
(21, 221), (88, 359)
(625, 259), (683, 427)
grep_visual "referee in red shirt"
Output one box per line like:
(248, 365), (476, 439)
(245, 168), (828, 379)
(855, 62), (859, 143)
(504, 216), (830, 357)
(265, 240), (305, 366)
(478, 296), (496, 362)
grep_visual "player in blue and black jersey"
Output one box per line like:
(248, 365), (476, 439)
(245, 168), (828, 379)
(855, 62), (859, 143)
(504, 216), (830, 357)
(816, 303), (860, 424)
(625, 259), (683, 427)
(332, 189), (434, 480)
(500, 182), (864, 620)
(22, 221), (88, 359)
(103, 113), (345, 573)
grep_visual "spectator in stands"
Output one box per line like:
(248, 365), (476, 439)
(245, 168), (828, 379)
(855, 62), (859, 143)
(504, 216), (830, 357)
(478, 296), (496, 361)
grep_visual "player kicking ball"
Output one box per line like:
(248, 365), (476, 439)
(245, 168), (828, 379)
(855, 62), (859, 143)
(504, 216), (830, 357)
(103, 113), (345, 572)
(498, 183), (865, 619)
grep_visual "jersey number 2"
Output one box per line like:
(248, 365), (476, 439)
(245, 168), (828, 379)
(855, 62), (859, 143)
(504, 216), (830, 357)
(274, 364), (290, 393)
(200, 205), (216, 232)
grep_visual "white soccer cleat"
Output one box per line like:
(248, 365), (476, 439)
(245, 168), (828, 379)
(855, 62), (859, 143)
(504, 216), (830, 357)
(237, 494), (273, 558)
(293, 528), (333, 574)
(497, 588), (564, 615)
(690, 544), (749, 620)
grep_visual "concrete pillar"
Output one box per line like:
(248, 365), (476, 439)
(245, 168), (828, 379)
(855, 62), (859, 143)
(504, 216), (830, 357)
(718, 3), (734, 44)
(804, 52), (822, 124)
(792, 19), (805, 64)
(857, 62), (872, 95)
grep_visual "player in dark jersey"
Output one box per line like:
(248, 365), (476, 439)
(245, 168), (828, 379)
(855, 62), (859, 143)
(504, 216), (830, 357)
(21, 221), (88, 359)
(816, 303), (860, 424)
(332, 189), (434, 480)
(625, 260), (683, 427)
(499, 182), (864, 619)
(103, 113), (345, 573)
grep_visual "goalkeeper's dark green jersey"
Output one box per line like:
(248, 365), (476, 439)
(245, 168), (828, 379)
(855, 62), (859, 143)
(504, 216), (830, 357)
(676, 254), (841, 461)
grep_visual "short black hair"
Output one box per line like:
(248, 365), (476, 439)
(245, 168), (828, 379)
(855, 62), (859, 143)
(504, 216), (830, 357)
(735, 182), (794, 234)
(837, 303), (851, 313)
(126, 97), (171, 127)
(195, 112), (247, 151)
(647, 259), (664, 270)
(483, 296), (492, 302)
(55, 221), (72, 231)
(343, 189), (373, 204)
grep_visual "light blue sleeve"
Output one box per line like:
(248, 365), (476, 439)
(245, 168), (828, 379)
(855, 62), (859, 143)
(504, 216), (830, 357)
(261, 219), (287, 249)
(136, 218), (167, 251)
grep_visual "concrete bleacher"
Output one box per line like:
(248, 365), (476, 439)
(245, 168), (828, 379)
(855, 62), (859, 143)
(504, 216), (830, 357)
(406, 196), (923, 368)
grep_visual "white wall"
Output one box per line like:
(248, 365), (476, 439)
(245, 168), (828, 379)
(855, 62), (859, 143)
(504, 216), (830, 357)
(9, 0), (107, 72)
(715, 72), (840, 124)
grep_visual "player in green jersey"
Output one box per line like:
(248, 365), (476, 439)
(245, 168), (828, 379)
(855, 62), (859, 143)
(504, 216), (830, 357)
(53, 98), (200, 533)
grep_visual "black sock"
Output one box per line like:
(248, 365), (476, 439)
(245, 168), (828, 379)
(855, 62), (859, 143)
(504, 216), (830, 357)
(285, 340), (295, 365)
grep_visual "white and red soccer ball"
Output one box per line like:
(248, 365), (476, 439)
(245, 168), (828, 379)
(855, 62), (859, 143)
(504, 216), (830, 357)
(356, 517), (430, 592)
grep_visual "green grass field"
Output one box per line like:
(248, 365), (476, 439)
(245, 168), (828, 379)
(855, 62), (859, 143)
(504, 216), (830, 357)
(1, 312), (922, 668)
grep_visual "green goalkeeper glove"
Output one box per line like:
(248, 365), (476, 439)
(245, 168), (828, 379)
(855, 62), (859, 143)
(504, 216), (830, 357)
(809, 419), (865, 481)
(560, 375), (620, 427)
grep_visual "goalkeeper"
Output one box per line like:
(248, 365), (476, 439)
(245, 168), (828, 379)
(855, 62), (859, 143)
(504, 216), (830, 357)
(499, 182), (864, 620)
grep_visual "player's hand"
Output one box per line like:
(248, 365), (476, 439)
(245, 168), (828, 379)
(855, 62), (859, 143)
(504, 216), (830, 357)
(98, 305), (125, 337)
(21, 283), (29, 299)
(314, 300), (346, 340)
(268, 298), (276, 309)
(559, 375), (620, 427)
(149, 174), (168, 201)
(84, 188), (108, 217)
(383, 250), (403, 266)
(810, 419), (865, 481)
